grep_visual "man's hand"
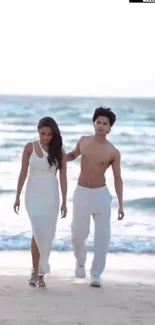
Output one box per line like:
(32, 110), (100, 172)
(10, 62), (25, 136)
(117, 207), (124, 220)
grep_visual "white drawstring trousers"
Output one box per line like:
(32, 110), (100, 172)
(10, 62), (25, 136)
(71, 185), (112, 277)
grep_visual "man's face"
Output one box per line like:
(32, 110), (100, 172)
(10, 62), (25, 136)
(94, 116), (111, 135)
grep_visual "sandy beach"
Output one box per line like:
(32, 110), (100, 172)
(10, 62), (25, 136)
(0, 251), (155, 325)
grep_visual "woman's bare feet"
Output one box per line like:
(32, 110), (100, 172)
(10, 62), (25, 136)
(37, 275), (46, 288)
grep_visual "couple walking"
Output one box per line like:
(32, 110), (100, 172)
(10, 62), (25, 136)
(13, 107), (124, 288)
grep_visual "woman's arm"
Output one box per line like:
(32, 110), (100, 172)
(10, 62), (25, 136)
(15, 143), (31, 200)
(59, 149), (67, 207)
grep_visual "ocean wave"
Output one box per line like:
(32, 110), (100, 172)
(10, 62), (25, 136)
(0, 128), (35, 134)
(0, 143), (24, 149)
(123, 162), (155, 171)
(3, 120), (36, 126)
(0, 233), (155, 254)
(0, 189), (16, 195)
(125, 197), (155, 210)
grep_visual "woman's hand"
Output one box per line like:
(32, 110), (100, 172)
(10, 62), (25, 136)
(61, 202), (67, 218)
(13, 198), (20, 214)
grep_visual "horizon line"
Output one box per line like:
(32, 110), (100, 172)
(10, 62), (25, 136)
(0, 93), (155, 100)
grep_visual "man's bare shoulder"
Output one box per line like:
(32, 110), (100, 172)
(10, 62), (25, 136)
(107, 141), (121, 159)
(78, 135), (92, 145)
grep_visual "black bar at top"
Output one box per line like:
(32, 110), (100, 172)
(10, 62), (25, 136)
(129, 0), (143, 2)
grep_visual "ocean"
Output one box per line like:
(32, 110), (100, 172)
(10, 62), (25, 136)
(0, 95), (155, 254)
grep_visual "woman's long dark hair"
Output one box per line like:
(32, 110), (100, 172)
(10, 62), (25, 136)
(38, 116), (63, 169)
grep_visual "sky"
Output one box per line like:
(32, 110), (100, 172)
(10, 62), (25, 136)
(0, 0), (154, 97)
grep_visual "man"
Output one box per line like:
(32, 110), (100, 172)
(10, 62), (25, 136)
(66, 107), (124, 287)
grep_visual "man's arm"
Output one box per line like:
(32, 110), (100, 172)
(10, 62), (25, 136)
(111, 149), (124, 210)
(66, 137), (82, 162)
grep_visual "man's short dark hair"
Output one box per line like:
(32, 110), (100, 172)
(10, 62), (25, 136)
(92, 107), (116, 127)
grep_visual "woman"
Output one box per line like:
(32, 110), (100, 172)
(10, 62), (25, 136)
(13, 116), (67, 287)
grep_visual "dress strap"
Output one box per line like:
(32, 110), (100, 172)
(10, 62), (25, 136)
(32, 142), (35, 152)
(38, 140), (46, 156)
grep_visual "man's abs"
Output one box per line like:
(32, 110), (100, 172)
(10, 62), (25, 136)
(78, 174), (106, 188)
(77, 162), (106, 188)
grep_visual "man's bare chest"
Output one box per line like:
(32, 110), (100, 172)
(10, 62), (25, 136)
(80, 143), (112, 166)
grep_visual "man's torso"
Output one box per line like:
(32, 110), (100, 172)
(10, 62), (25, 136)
(77, 136), (116, 188)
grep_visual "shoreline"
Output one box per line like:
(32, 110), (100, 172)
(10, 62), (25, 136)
(0, 250), (155, 278)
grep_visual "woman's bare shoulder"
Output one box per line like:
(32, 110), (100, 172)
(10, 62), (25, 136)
(24, 142), (33, 155)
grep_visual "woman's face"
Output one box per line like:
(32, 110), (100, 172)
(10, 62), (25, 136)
(38, 126), (53, 145)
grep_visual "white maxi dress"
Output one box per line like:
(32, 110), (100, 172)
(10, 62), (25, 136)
(25, 141), (59, 275)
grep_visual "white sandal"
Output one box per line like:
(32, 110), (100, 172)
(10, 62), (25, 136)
(28, 268), (38, 287)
